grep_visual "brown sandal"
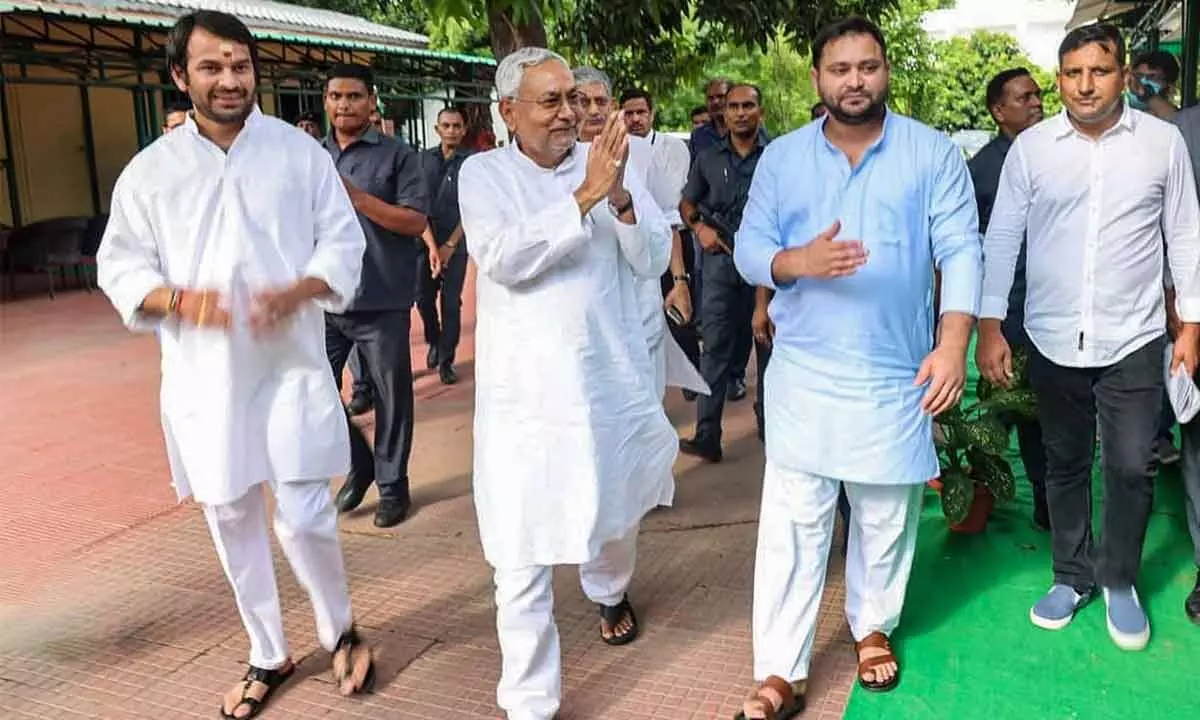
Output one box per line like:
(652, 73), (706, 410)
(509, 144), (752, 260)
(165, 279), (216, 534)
(855, 631), (900, 692)
(331, 626), (376, 696)
(733, 675), (805, 720)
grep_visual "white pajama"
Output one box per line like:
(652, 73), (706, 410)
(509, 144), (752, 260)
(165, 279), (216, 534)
(202, 478), (354, 670)
(493, 527), (638, 720)
(752, 461), (922, 683)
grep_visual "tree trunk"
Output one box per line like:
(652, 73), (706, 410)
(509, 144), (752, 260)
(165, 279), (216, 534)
(487, 1), (548, 60)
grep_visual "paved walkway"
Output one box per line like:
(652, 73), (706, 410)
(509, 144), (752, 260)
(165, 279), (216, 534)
(0, 279), (856, 719)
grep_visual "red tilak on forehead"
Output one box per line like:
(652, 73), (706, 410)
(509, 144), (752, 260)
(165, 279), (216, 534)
(219, 41), (234, 56)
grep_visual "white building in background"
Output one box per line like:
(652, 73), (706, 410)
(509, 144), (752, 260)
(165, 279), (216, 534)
(923, 0), (1076, 70)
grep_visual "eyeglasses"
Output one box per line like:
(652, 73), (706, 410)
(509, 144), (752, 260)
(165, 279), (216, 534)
(513, 92), (585, 112)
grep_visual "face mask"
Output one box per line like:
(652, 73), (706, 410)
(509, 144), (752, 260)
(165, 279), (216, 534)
(1128, 76), (1163, 110)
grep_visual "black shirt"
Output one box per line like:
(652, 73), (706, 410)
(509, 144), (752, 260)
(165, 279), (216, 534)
(323, 128), (428, 311)
(682, 133), (769, 243)
(421, 145), (472, 247)
(968, 133), (1026, 320)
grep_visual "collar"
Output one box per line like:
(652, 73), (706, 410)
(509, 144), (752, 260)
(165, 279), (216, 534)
(817, 107), (893, 156)
(718, 128), (767, 156)
(323, 125), (382, 153)
(182, 105), (263, 149)
(1052, 103), (1135, 141)
(508, 138), (580, 174)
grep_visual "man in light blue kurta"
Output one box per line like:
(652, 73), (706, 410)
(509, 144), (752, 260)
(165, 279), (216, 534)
(729, 17), (981, 716)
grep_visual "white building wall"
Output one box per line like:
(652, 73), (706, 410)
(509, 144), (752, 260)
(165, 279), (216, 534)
(923, 0), (1075, 70)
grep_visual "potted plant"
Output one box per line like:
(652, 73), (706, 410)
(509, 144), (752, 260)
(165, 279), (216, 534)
(930, 346), (1039, 533)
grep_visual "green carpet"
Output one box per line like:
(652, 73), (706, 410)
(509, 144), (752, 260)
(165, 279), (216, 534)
(843, 356), (1200, 720)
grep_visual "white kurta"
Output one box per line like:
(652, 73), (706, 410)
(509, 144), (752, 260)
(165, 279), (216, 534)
(459, 141), (678, 569)
(97, 108), (366, 507)
(626, 136), (708, 399)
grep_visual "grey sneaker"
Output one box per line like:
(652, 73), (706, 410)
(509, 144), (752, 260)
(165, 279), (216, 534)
(1030, 584), (1093, 630)
(1103, 586), (1150, 651)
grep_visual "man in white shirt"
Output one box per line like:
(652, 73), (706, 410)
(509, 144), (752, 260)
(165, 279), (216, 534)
(96, 11), (376, 718)
(978, 23), (1200, 652)
(620, 87), (702, 385)
(459, 48), (677, 720)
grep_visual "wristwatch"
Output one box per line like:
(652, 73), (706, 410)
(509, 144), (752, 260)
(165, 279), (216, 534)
(609, 195), (634, 216)
(672, 273), (690, 284)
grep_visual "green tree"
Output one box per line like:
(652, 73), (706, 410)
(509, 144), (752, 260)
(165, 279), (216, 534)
(923, 30), (1061, 132)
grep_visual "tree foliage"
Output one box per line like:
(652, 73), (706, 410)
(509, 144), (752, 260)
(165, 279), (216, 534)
(922, 30), (1061, 132)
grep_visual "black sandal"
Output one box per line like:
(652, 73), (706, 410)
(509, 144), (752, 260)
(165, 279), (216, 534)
(332, 626), (376, 696)
(598, 594), (640, 646)
(218, 662), (294, 719)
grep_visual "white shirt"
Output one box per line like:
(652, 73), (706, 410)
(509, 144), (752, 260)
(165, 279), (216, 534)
(981, 108), (1200, 367)
(641, 130), (690, 226)
(96, 108), (366, 506)
(459, 141), (677, 569)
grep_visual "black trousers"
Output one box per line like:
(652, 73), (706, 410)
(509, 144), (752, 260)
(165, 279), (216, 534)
(325, 310), (414, 503)
(416, 246), (469, 368)
(1027, 336), (1165, 590)
(1001, 315), (1047, 511)
(695, 252), (756, 446)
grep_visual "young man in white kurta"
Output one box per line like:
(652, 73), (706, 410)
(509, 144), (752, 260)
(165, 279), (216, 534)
(96, 11), (374, 717)
(460, 49), (677, 720)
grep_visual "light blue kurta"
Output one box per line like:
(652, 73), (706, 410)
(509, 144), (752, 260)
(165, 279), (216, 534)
(734, 112), (982, 485)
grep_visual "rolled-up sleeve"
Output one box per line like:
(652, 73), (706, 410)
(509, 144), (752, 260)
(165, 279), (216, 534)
(305, 151), (367, 314)
(96, 170), (168, 333)
(1164, 127), (1200, 321)
(458, 155), (590, 286)
(980, 142), (1031, 320)
(734, 143), (785, 290)
(930, 141), (982, 317)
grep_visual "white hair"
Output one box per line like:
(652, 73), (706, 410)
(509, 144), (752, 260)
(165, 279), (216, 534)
(495, 47), (569, 99)
(572, 66), (612, 95)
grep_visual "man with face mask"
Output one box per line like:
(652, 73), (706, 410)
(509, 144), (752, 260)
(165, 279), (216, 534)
(1128, 49), (1180, 121)
(732, 17), (981, 715)
(969, 67), (1050, 531)
(320, 63), (434, 530)
(980, 24), (1200, 651)
(96, 11), (376, 718)
(460, 48), (675, 720)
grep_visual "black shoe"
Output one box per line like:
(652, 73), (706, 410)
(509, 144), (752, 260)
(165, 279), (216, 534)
(374, 498), (411, 528)
(682, 389), (697, 402)
(1155, 437), (1181, 465)
(426, 345), (439, 370)
(679, 437), (722, 463)
(335, 475), (371, 513)
(439, 364), (458, 385)
(347, 393), (373, 416)
(1186, 571), (1200, 623)
(727, 378), (747, 402)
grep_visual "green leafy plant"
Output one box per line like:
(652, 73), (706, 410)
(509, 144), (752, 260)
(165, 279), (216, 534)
(934, 346), (1038, 524)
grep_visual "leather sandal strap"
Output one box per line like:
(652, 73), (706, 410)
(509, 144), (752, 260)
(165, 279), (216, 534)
(854, 631), (891, 652)
(858, 654), (896, 673)
(760, 676), (795, 708)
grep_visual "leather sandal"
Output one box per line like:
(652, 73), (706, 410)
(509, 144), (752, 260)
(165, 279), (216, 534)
(734, 675), (805, 720)
(598, 594), (640, 646)
(332, 626), (376, 696)
(855, 631), (900, 692)
(219, 661), (294, 719)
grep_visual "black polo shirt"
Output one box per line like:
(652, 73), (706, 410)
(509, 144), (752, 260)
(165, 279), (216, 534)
(323, 128), (428, 311)
(682, 133), (768, 243)
(421, 145), (472, 246)
(968, 133), (1026, 320)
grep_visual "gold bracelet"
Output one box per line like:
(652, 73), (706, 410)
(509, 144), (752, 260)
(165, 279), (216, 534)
(197, 292), (210, 327)
(167, 289), (181, 315)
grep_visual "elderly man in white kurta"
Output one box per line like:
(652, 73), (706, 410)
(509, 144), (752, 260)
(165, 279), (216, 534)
(459, 48), (677, 720)
(572, 65), (707, 399)
(96, 11), (374, 719)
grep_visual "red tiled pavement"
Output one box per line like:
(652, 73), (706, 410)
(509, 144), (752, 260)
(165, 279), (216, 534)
(0, 272), (856, 719)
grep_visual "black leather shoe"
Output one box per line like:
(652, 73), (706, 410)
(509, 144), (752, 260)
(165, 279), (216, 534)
(426, 346), (439, 370)
(1185, 570), (1200, 624)
(335, 476), (371, 513)
(679, 437), (722, 463)
(727, 378), (747, 402)
(439, 364), (458, 385)
(347, 393), (373, 416)
(374, 499), (411, 528)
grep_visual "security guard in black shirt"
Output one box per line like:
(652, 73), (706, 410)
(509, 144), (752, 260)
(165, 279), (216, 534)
(417, 107), (472, 385)
(321, 64), (430, 528)
(679, 83), (767, 462)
